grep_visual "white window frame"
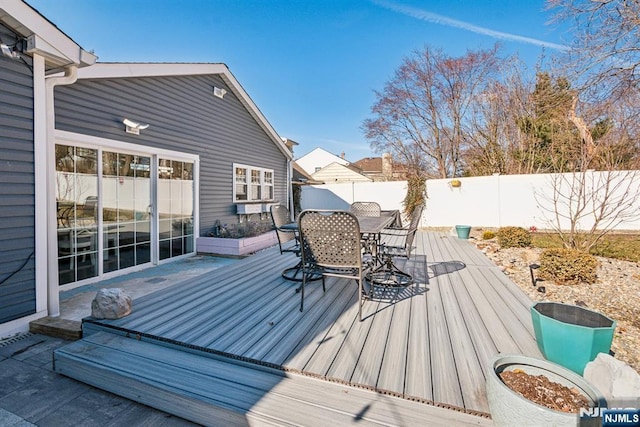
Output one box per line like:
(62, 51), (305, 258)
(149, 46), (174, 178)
(233, 163), (275, 203)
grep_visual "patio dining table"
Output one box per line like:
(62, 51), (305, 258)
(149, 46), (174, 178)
(279, 210), (411, 286)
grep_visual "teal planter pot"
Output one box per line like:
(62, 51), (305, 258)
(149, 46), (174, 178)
(531, 302), (616, 375)
(455, 225), (471, 239)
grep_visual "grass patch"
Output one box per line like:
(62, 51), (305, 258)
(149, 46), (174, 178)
(532, 232), (640, 263)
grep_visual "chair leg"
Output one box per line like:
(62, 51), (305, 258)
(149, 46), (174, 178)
(358, 278), (363, 321)
(299, 274), (305, 312)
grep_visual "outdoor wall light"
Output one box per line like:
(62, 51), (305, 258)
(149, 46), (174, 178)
(123, 118), (150, 135)
(1, 43), (19, 59)
(213, 86), (227, 99)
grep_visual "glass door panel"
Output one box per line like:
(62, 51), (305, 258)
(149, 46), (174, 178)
(56, 145), (99, 285)
(158, 158), (194, 260)
(102, 152), (151, 272)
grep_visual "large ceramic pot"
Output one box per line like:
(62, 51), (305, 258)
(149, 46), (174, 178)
(531, 302), (616, 375)
(486, 355), (606, 427)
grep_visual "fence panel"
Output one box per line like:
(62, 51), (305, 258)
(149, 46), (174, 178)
(300, 171), (640, 231)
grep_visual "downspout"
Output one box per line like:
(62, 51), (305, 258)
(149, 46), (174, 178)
(45, 65), (78, 317)
(287, 158), (293, 220)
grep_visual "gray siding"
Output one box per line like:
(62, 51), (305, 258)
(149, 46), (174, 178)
(54, 73), (289, 236)
(0, 31), (36, 323)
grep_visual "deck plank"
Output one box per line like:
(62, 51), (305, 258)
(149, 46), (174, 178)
(403, 246), (433, 401)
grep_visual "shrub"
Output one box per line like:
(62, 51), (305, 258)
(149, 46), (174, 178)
(538, 248), (598, 285)
(496, 226), (531, 248)
(482, 230), (496, 240)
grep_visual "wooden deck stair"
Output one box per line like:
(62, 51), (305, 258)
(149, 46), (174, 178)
(54, 331), (492, 427)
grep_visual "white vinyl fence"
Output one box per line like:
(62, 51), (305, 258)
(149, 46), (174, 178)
(300, 170), (640, 231)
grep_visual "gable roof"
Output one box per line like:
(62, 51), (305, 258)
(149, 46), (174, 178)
(296, 147), (349, 175)
(74, 62), (292, 159)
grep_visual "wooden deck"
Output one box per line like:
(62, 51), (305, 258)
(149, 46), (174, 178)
(56, 231), (543, 425)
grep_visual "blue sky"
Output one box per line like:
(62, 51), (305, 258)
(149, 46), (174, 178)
(27, 0), (568, 161)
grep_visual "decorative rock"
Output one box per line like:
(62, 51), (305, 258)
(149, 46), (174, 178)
(91, 288), (132, 319)
(584, 353), (640, 407)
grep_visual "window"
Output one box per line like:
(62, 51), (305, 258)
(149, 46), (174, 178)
(264, 171), (273, 200)
(233, 164), (275, 202)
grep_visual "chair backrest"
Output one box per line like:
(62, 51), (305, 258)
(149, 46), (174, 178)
(270, 204), (295, 252)
(349, 201), (381, 217)
(298, 210), (362, 269)
(404, 204), (424, 258)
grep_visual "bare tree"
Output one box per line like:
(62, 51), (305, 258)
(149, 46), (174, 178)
(363, 44), (504, 178)
(464, 60), (542, 175)
(547, 0), (640, 97)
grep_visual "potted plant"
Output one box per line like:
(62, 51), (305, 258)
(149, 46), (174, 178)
(486, 355), (606, 427)
(531, 302), (616, 375)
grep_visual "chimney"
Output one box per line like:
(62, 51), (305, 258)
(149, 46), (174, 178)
(340, 151), (345, 159)
(382, 153), (393, 180)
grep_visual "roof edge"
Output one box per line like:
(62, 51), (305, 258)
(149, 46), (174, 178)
(2, 0), (96, 67)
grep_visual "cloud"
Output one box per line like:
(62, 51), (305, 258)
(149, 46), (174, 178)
(372, 0), (569, 51)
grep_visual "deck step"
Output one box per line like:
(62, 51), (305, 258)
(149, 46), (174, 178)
(53, 332), (492, 427)
(30, 316), (82, 340)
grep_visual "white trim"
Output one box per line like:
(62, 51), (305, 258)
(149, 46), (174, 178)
(0, 0), (96, 67)
(192, 159), (201, 238)
(55, 130), (199, 162)
(75, 63), (229, 79)
(32, 54), (48, 314)
(73, 63), (292, 160)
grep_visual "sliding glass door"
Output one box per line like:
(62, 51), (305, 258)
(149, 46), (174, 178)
(55, 143), (195, 287)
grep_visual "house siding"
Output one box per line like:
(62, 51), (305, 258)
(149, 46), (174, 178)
(54, 74), (288, 236)
(0, 50), (36, 323)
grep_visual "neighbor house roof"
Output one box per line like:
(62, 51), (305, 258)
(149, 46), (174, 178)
(73, 62), (292, 159)
(292, 162), (322, 184)
(296, 147), (349, 176)
(311, 161), (371, 183)
(352, 157), (382, 173)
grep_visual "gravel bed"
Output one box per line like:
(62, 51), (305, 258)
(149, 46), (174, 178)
(469, 232), (640, 374)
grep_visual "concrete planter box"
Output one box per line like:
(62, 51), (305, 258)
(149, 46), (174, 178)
(196, 231), (278, 256)
(487, 355), (606, 427)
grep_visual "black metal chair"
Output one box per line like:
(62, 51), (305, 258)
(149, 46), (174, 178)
(270, 204), (297, 255)
(379, 203), (424, 260)
(298, 210), (368, 321)
(270, 204), (304, 281)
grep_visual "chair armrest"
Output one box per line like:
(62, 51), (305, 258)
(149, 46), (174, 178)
(380, 227), (410, 237)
